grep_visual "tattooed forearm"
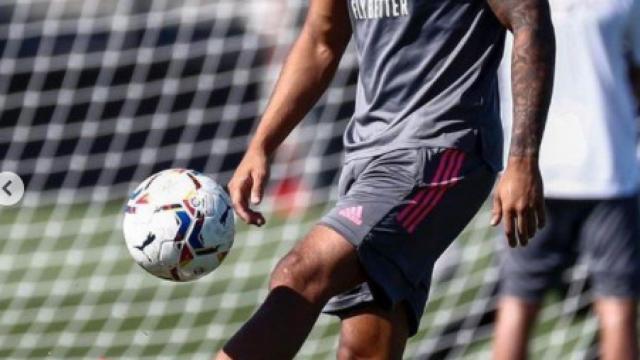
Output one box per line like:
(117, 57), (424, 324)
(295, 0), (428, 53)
(487, 0), (555, 157)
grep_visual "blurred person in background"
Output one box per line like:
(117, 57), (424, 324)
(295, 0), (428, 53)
(218, 0), (555, 358)
(493, 1), (640, 359)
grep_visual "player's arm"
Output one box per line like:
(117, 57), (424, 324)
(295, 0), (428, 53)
(629, 1), (640, 106)
(228, 0), (352, 226)
(486, 0), (556, 247)
(632, 65), (640, 108)
(634, 67), (640, 102)
(630, 49), (640, 151)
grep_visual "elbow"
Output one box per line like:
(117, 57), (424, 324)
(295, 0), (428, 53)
(513, 18), (556, 64)
(302, 17), (350, 65)
(298, 29), (345, 72)
(314, 41), (341, 67)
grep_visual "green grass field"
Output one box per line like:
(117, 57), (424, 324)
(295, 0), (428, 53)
(0, 199), (602, 359)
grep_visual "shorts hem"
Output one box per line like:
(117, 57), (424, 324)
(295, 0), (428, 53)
(323, 293), (375, 314)
(592, 273), (640, 300)
(357, 245), (422, 336)
(317, 221), (361, 247)
(499, 280), (547, 304)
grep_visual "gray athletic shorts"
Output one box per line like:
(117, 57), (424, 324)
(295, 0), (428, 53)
(500, 197), (640, 302)
(320, 147), (496, 336)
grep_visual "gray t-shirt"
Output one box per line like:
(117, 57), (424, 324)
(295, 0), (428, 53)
(344, 0), (506, 171)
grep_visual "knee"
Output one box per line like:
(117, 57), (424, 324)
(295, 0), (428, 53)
(337, 344), (367, 360)
(269, 249), (306, 291)
(269, 249), (329, 302)
(337, 333), (381, 360)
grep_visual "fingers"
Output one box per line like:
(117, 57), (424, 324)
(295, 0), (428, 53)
(492, 191), (526, 248)
(493, 193), (539, 248)
(516, 194), (547, 246)
(251, 170), (266, 205)
(229, 174), (266, 227)
(493, 167), (546, 248)
(229, 175), (252, 223)
(490, 194), (503, 226)
(228, 150), (269, 227)
(526, 209), (536, 244)
(504, 210), (517, 248)
(491, 192), (519, 248)
(515, 208), (534, 247)
(516, 212), (525, 246)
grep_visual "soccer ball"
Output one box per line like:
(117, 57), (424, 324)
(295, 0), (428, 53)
(123, 169), (234, 281)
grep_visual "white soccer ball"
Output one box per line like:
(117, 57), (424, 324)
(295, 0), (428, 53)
(123, 169), (234, 281)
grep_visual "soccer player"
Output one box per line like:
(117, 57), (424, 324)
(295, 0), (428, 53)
(220, 0), (555, 358)
(493, 1), (640, 359)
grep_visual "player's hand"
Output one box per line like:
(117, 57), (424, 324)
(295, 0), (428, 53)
(228, 149), (269, 226)
(490, 156), (545, 247)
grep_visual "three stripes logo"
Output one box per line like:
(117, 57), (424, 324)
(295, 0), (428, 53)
(397, 149), (466, 233)
(339, 206), (363, 226)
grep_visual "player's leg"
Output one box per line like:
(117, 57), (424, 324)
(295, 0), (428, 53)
(217, 225), (367, 360)
(493, 199), (581, 360)
(219, 147), (409, 360)
(493, 297), (540, 360)
(594, 298), (638, 360)
(323, 148), (496, 358)
(582, 197), (640, 360)
(336, 303), (410, 360)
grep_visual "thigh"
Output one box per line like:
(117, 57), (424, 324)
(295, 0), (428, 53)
(323, 147), (496, 336)
(581, 197), (640, 299)
(499, 199), (581, 302)
(337, 302), (410, 360)
(272, 224), (368, 302)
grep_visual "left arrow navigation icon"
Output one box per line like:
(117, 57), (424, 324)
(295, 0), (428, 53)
(0, 172), (24, 206)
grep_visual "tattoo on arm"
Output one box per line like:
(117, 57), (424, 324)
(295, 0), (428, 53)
(487, 0), (556, 157)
